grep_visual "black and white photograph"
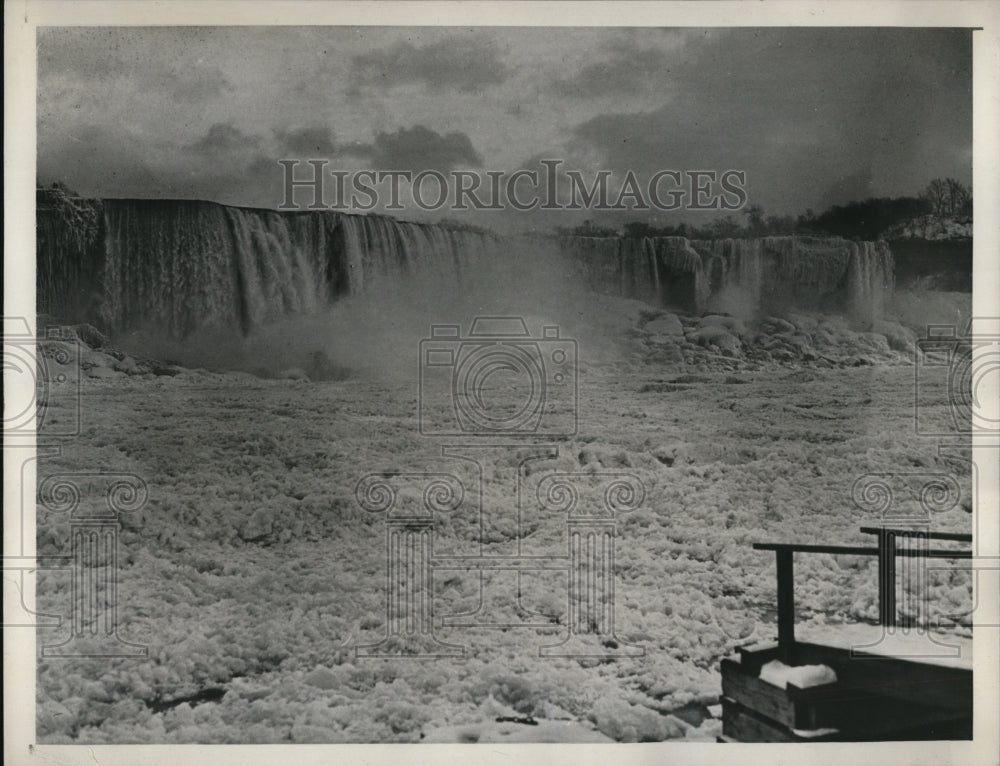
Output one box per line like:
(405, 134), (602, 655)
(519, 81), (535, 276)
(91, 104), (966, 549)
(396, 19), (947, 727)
(4, 2), (999, 761)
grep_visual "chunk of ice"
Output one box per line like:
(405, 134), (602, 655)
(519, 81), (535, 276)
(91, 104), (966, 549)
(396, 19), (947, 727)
(759, 659), (837, 689)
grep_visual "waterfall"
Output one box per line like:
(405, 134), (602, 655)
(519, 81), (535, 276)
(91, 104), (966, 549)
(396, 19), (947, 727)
(38, 197), (505, 337)
(682, 237), (895, 321)
(556, 235), (704, 310)
(96, 202), (350, 337)
(37, 195), (895, 337)
(36, 192), (105, 324)
(225, 207), (341, 332)
(848, 240), (895, 324)
(727, 239), (763, 309)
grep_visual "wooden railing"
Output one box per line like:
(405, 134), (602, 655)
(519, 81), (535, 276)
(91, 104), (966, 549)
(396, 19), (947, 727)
(753, 528), (972, 663)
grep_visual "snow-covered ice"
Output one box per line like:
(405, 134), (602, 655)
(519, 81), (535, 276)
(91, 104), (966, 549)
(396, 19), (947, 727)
(33, 291), (973, 743)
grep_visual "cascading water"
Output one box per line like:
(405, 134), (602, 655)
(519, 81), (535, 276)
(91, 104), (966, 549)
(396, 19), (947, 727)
(36, 192), (105, 324)
(37, 194), (895, 337)
(38, 196), (506, 337)
(689, 239), (761, 311)
(650, 236), (707, 311)
(685, 237), (894, 320)
(555, 235), (704, 310)
(847, 240), (895, 324)
(340, 214), (505, 293)
(96, 201), (348, 337)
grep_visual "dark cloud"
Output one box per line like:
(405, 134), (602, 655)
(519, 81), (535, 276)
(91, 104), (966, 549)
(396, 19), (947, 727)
(37, 121), (285, 207)
(37, 123), (165, 197)
(550, 42), (675, 98)
(274, 126), (337, 156)
(349, 35), (510, 93)
(159, 66), (234, 103)
(38, 27), (235, 103)
(818, 168), (876, 210)
(338, 141), (376, 159)
(38, 27), (131, 79)
(570, 28), (972, 213)
(189, 123), (261, 154)
(366, 125), (482, 172)
(35, 27), (972, 225)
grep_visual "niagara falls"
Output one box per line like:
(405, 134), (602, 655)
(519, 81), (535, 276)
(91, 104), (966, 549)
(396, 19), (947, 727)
(12, 19), (991, 757)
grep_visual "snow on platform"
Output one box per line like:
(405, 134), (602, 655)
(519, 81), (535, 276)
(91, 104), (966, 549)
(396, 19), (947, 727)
(796, 623), (973, 670)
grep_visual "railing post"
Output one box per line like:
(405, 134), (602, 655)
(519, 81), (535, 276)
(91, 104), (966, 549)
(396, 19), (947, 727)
(877, 529), (897, 629)
(775, 549), (795, 664)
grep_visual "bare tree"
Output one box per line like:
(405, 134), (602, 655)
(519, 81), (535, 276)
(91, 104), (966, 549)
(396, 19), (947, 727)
(743, 204), (766, 236)
(945, 177), (972, 217)
(921, 177), (971, 218)
(921, 178), (949, 217)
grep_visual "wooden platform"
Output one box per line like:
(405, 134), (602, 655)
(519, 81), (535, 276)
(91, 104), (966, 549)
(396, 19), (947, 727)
(720, 640), (972, 742)
(723, 526), (974, 741)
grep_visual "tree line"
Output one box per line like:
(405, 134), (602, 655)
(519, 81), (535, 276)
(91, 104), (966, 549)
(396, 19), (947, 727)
(560, 178), (972, 241)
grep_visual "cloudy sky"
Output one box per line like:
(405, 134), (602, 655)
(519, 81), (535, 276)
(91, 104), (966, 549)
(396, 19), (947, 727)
(37, 26), (972, 232)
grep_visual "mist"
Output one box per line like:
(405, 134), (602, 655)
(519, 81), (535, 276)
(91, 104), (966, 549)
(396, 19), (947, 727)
(112, 238), (636, 381)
